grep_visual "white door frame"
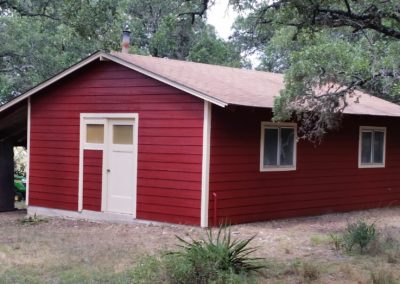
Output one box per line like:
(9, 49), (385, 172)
(78, 113), (139, 217)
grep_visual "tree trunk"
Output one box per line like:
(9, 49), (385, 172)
(0, 141), (15, 211)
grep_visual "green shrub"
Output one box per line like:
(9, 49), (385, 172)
(166, 225), (264, 283)
(343, 221), (376, 253)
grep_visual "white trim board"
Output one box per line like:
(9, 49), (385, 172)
(200, 101), (212, 228)
(0, 52), (227, 115)
(25, 97), (31, 206)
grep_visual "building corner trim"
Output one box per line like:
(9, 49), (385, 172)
(201, 101), (212, 228)
(25, 97), (31, 206)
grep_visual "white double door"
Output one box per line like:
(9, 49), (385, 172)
(104, 119), (137, 215)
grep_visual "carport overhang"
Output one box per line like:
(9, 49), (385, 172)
(0, 100), (27, 212)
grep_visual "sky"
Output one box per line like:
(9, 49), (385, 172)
(207, 1), (261, 67)
(206, 0), (237, 40)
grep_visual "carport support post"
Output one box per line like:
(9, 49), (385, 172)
(0, 140), (15, 211)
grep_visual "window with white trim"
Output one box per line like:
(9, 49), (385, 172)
(260, 122), (297, 171)
(83, 119), (106, 150)
(86, 124), (104, 144)
(359, 126), (386, 168)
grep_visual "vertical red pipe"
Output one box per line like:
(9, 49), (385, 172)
(212, 192), (217, 227)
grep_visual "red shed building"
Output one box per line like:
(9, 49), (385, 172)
(1, 51), (400, 227)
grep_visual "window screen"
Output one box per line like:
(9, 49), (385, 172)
(361, 131), (372, 164)
(262, 125), (295, 169)
(280, 128), (294, 166)
(264, 128), (278, 166)
(373, 131), (384, 164)
(360, 128), (385, 166)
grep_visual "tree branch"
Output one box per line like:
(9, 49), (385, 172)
(0, 0), (59, 20)
(179, 0), (211, 24)
(343, 0), (351, 14)
(255, 1), (400, 39)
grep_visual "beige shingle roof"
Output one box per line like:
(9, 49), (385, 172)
(110, 52), (400, 117)
(111, 51), (282, 108)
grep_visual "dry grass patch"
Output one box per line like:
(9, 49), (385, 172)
(1, 208), (400, 283)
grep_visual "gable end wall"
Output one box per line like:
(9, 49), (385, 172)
(29, 61), (204, 225)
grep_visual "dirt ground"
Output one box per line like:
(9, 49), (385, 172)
(1, 208), (400, 283)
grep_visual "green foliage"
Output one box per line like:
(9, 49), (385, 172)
(13, 146), (27, 176)
(343, 221), (376, 253)
(0, 0), (243, 104)
(166, 225), (263, 283)
(330, 223), (400, 261)
(231, 0), (400, 141)
(187, 26), (244, 68)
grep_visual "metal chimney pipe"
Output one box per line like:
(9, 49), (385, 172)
(121, 29), (131, 53)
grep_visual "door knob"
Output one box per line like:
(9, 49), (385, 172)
(107, 169), (111, 173)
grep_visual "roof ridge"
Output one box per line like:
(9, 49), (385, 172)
(110, 51), (284, 76)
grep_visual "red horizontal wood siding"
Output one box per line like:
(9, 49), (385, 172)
(29, 61), (203, 225)
(83, 150), (102, 211)
(209, 106), (400, 225)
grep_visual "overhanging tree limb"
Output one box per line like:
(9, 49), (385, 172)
(179, 0), (211, 24)
(254, 1), (400, 39)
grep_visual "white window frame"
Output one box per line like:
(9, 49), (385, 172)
(358, 126), (386, 168)
(78, 113), (139, 213)
(83, 119), (106, 150)
(260, 122), (297, 172)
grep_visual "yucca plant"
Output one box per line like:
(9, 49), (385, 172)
(167, 225), (264, 283)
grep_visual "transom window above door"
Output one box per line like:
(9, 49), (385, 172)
(81, 114), (138, 150)
(260, 122), (297, 172)
(83, 119), (106, 150)
(86, 124), (104, 144)
(359, 126), (386, 168)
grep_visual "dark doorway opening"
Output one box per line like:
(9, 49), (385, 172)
(14, 146), (27, 209)
(0, 101), (27, 212)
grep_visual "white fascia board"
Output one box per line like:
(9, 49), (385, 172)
(0, 52), (105, 113)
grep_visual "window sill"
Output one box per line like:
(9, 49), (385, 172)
(260, 166), (296, 172)
(358, 164), (385, 169)
(83, 143), (104, 150)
